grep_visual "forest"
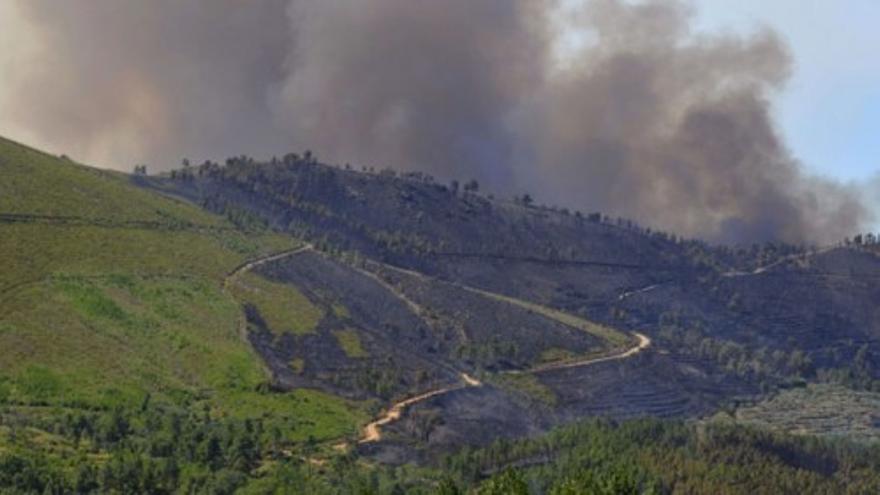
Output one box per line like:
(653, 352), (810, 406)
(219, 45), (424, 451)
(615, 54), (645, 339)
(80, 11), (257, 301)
(2, 403), (879, 493)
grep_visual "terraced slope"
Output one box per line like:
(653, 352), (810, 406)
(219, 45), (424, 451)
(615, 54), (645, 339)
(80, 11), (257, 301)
(0, 137), (363, 442)
(735, 383), (880, 442)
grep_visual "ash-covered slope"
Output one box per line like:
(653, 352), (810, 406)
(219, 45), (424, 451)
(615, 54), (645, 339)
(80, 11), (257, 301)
(141, 156), (880, 451)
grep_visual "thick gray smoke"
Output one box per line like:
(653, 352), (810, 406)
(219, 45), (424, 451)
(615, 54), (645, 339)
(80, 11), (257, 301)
(0, 0), (870, 243)
(513, 0), (869, 243)
(275, 1), (546, 188)
(0, 0), (293, 167)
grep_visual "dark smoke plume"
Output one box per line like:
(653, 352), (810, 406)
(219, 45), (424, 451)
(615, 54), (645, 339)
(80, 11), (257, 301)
(513, 0), (869, 243)
(1, 0), (293, 167)
(0, 0), (871, 243)
(275, 0), (547, 188)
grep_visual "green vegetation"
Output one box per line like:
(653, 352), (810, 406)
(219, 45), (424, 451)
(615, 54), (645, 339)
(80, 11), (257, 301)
(444, 418), (880, 494)
(657, 316), (813, 388)
(456, 337), (520, 368)
(4, 137), (880, 492)
(0, 137), (223, 223)
(538, 348), (575, 364)
(3, 414), (877, 493)
(289, 358), (306, 374)
(230, 272), (322, 336)
(331, 302), (351, 320)
(0, 137), (366, 475)
(0, 398), (361, 494)
(332, 329), (367, 358)
(491, 373), (557, 407)
(735, 383), (880, 442)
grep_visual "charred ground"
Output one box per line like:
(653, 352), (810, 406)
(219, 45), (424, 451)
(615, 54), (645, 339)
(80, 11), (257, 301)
(142, 155), (880, 457)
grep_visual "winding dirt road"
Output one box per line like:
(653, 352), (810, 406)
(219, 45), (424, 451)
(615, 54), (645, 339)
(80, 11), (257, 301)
(221, 246), (653, 445)
(358, 331), (651, 443)
(223, 244), (312, 291)
(721, 246), (835, 278)
(223, 244), (312, 368)
(517, 332), (651, 374)
(359, 373), (482, 444)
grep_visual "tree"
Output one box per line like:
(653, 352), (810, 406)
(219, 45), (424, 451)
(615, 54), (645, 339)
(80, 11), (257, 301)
(198, 435), (223, 471)
(74, 464), (99, 493)
(436, 477), (463, 495)
(450, 180), (460, 195)
(464, 179), (480, 193)
(477, 469), (529, 495)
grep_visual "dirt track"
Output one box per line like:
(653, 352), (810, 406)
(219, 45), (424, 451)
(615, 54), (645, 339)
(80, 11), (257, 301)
(721, 246), (835, 278)
(223, 245), (312, 290)
(518, 332), (650, 374)
(358, 332), (651, 443)
(223, 244), (312, 374)
(359, 373), (482, 444)
(220, 246), (653, 445)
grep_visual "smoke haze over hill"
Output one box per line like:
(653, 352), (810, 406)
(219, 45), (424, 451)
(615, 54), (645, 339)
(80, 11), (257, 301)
(0, 0), (872, 243)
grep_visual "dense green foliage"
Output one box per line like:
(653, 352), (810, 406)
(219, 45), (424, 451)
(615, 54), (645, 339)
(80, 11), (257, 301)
(0, 137), (367, 491)
(444, 418), (880, 494)
(2, 413), (878, 493)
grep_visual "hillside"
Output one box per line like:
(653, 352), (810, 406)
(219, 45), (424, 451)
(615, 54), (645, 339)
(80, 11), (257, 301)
(0, 138), (370, 490)
(144, 156), (880, 450)
(2, 139), (880, 492)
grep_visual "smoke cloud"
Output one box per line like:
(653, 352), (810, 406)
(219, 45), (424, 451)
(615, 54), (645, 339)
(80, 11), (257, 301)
(0, 0), (293, 168)
(0, 0), (871, 243)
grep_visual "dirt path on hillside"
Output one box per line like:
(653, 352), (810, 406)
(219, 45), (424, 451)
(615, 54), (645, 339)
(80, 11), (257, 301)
(721, 246), (836, 278)
(223, 244), (312, 372)
(618, 283), (664, 301)
(514, 332), (651, 374)
(349, 263), (432, 325)
(358, 332), (651, 443)
(224, 244), (312, 289)
(359, 373), (482, 444)
(221, 247), (652, 445)
(351, 260), (472, 345)
(365, 260), (633, 346)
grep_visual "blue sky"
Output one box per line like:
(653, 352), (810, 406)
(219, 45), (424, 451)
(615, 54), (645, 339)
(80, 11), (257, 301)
(693, 0), (880, 184)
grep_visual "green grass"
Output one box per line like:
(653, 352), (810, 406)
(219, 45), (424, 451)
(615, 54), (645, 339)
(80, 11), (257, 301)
(0, 136), (223, 224)
(0, 136), (363, 444)
(289, 358), (305, 374)
(491, 373), (557, 407)
(332, 329), (368, 358)
(216, 388), (365, 442)
(331, 302), (351, 320)
(2, 275), (261, 409)
(230, 272), (322, 336)
(538, 347), (576, 364)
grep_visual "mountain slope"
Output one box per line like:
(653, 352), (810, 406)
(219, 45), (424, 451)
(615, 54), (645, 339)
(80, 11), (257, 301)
(145, 155), (880, 450)
(2, 138), (880, 492)
(0, 137), (363, 440)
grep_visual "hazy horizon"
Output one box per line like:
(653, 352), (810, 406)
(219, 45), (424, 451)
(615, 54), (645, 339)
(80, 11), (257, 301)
(0, 0), (876, 243)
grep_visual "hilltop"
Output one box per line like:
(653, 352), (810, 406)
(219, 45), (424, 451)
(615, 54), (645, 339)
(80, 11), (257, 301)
(149, 156), (880, 376)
